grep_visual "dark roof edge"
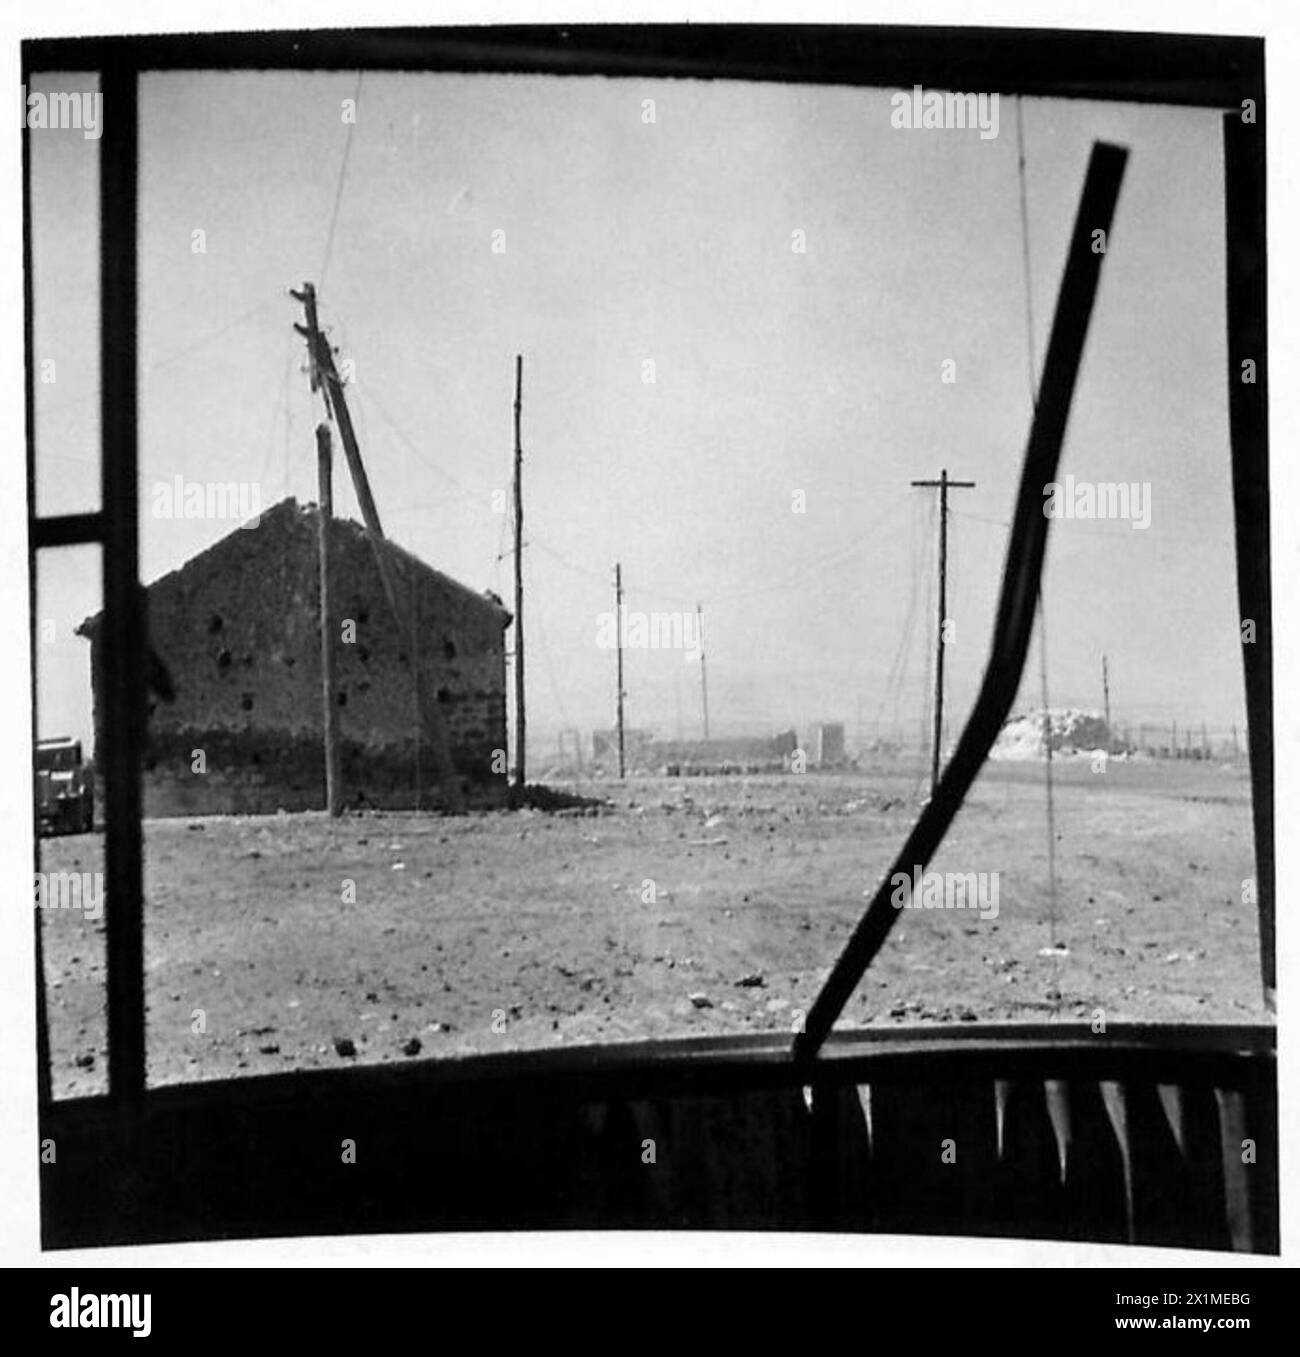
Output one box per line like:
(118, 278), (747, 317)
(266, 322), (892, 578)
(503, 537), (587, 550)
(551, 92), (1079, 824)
(77, 497), (511, 637)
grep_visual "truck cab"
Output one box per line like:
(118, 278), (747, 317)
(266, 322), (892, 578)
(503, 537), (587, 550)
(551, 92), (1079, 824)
(34, 737), (94, 836)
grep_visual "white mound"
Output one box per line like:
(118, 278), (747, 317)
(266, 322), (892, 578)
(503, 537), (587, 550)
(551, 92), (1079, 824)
(990, 707), (1113, 761)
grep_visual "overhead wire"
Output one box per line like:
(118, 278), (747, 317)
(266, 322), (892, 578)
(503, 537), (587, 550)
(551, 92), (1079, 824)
(36, 296), (282, 436)
(319, 70), (364, 294)
(876, 490), (926, 745)
(1016, 96), (1063, 987)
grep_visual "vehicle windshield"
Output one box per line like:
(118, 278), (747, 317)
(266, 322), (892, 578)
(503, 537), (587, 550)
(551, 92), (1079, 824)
(29, 69), (1266, 1103)
(35, 744), (80, 772)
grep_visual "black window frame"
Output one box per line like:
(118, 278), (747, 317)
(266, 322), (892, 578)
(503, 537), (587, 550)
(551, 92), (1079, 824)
(24, 25), (1271, 1113)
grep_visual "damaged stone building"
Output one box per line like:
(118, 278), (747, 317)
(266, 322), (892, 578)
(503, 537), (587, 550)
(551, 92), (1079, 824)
(78, 498), (511, 816)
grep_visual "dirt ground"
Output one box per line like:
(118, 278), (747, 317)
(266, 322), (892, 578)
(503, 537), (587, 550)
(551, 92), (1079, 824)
(38, 757), (1269, 1100)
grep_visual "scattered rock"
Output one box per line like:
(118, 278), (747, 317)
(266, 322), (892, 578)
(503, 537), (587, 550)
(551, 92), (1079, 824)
(689, 992), (713, 1009)
(734, 973), (765, 988)
(333, 1037), (357, 1058)
(402, 1037), (422, 1057)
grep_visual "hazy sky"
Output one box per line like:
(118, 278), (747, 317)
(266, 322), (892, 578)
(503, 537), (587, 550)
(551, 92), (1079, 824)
(31, 69), (1245, 753)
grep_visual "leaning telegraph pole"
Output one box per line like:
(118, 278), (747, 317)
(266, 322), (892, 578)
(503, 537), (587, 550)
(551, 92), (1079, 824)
(316, 423), (341, 816)
(696, 602), (710, 740)
(614, 562), (626, 779)
(291, 280), (463, 810)
(910, 467), (976, 794)
(512, 354), (526, 787)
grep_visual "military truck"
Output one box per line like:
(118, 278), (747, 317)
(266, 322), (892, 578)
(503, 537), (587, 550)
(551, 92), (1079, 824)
(34, 737), (94, 836)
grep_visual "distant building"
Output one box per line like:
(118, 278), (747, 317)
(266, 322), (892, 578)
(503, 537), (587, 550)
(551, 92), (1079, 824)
(594, 730), (800, 775)
(78, 498), (511, 815)
(809, 721), (846, 767)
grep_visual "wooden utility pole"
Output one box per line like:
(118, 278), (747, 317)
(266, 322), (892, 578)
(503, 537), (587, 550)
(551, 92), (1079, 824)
(910, 468), (976, 794)
(697, 602), (710, 740)
(614, 562), (626, 779)
(512, 354), (526, 787)
(293, 283), (395, 608)
(291, 281), (463, 809)
(1101, 653), (1112, 745)
(316, 423), (341, 816)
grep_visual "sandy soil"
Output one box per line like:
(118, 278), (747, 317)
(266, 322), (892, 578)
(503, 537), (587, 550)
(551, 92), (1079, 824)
(38, 758), (1268, 1099)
